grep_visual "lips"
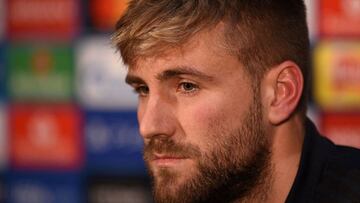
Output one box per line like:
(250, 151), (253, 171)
(152, 153), (188, 166)
(153, 153), (187, 160)
(143, 138), (201, 166)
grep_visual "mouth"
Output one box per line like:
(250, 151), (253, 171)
(152, 154), (189, 167)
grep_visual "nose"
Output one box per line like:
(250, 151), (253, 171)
(138, 95), (176, 140)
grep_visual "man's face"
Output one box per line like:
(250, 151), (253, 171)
(126, 30), (271, 203)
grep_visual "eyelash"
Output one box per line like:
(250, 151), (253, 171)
(132, 81), (200, 97)
(177, 82), (199, 95)
(133, 85), (149, 97)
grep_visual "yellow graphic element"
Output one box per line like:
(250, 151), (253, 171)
(314, 41), (360, 110)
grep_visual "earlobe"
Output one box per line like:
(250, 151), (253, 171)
(266, 61), (304, 125)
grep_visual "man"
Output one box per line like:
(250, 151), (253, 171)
(112, 0), (360, 202)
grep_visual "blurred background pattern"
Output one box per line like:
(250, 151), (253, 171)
(0, 0), (359, 202)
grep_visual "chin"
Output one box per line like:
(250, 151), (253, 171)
(152, 167), (200, 203)
(149, 160), (197, 189)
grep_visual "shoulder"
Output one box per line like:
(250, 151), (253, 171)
(331, 145), (360, 167)
(286, 119), (360, 203)
(312, 143), (360, 202)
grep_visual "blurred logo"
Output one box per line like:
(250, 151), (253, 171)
(10, 104), (82, 170)
(89, 0), (129, 31)
(85, 111), (145, 175)
(8, 44), (74, 101)
(8, 173), (81, 203)
(76, 37), (137, 109)
(320, 113), (360, 149)
(333, 57), (360, 90)
(88, 178), (152, 203)
(314, 41), (360, 110)
(31, 49), (54, 76)
(12, 183), (54, 203)
(27, 112), (59, 149)
(86, 118), (142, 153)
(7, 0), (79, 40)
(320, 0), (360, 37)
(342, 0), (360, 18)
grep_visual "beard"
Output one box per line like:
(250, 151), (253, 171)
(143, 93), (272, 203)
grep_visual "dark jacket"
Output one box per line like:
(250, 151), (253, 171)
(286, 119), (360, 203)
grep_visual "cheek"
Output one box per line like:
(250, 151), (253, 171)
(193, 103), (219, 124)
(177, 90), (254, 148)
(182, 93), (249, 128)
(178, 98), (230, 146)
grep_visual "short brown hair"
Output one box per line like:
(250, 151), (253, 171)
(112, 0), (310, 114)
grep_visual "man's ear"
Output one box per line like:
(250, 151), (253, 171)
(263, 61), (304, 125)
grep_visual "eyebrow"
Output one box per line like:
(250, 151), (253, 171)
(156, 66), (214, 82)
(125, 66), (214, 85)
(125, 74), (145, 85)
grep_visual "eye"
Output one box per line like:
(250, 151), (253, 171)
(178, 82), (199, 94)
(133, 85), (149, 97)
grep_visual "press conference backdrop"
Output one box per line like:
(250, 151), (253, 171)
(0, 0), (359, 203)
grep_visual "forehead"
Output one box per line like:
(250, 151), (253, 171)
(128, 27), (238, 75)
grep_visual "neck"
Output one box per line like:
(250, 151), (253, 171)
(232, 115), (305, 203)
(236, 164), (274, 203)
(265, 115), (305, 203)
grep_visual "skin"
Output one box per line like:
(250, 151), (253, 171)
(126, 26), (305, 202)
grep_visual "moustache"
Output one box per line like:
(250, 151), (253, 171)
(143, 136), (201, 161)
